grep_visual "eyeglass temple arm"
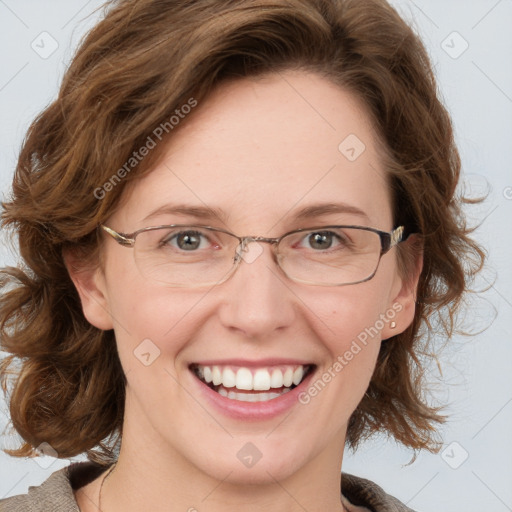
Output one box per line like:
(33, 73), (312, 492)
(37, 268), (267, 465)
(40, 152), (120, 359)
(101, 225), (135, 247)
(380, 226), (408, 254)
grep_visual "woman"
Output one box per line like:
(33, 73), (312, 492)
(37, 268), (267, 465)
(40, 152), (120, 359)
(0, 0), (483, 510)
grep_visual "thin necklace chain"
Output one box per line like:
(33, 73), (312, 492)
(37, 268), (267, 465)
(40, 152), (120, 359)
(98, 463), (116, 511)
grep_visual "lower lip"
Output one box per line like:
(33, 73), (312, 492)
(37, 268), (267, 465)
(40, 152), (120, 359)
(190, 368), (316, 421)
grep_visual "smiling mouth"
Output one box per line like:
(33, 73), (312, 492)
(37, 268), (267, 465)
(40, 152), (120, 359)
(190, 363), (315, 402)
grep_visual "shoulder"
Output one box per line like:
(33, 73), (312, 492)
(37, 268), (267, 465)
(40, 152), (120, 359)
(342, 473), (416, 512)
(0, 461), (106, 512)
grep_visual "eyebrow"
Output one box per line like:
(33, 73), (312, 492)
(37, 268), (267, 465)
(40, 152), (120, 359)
(293, 203), (369, 222)
(142, 202), (369, 224)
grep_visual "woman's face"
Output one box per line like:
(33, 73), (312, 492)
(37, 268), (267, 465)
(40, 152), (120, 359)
(74, 71), (417, 485)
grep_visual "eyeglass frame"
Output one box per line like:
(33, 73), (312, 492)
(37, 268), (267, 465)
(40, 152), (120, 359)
(100, 223), (407, 287)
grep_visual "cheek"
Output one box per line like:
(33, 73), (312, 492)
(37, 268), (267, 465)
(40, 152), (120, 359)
(302, 280), (396, 391)
(103, 262), (202, 373)
(289, 292), (386, 447)
(325, 304), (383, 382)
(308, 279), (393, 350)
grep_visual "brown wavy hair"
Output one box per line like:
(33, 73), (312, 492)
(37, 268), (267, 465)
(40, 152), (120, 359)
(0, 0), (484, 464)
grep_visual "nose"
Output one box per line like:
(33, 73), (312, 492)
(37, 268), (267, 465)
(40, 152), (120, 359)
(216, 241), (296, 339)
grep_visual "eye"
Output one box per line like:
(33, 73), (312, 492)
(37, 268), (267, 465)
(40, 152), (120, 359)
(162, 229), (213, 251)
(300, 230), (346, 251)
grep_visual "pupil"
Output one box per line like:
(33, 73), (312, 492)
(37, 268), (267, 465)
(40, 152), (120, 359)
(309, 232), (332, 249)
(177, 233), (200, 250)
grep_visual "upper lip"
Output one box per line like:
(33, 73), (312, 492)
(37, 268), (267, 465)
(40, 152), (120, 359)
(190, 358), (314, 368)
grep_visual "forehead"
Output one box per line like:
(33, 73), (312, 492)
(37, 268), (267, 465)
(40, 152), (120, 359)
(117, 71), (393, 233)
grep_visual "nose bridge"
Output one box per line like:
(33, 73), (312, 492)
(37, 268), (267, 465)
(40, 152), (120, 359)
(220, 235), (295, 338)
(239, 234), (279, 247)
(235, 235), (279, 266)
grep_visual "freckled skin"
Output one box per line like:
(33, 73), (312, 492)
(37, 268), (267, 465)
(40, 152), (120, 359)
(70, 70), (418, 512)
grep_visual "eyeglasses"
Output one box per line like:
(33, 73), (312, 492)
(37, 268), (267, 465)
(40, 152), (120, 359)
(100, 224), (406, 287)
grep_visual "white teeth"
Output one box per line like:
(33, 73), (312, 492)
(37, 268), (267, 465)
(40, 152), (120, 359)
(194, 364), (310, 392)
(235, 368), (253, 390)
(203, 366), (213, 384)
(283, 368), (293, 387)
(219, 388), (285, 402)
(292, 366), (304, 385)
(212, 366), (222, 385)
(253, 369), (271, 390)
(270, 369), (284, 388)
(222, 368), (236, 388)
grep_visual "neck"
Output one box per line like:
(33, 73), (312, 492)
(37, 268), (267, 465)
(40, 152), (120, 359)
(100, 434), (348, 512)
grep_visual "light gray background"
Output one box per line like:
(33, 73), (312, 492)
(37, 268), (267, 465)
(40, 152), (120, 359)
(0, 1), (511, 510)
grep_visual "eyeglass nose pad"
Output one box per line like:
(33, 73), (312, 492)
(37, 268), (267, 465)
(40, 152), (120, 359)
(235, 238), (265, 265)
(233, 238), (247, 263)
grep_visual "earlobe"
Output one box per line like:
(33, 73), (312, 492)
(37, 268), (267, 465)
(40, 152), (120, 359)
(381, 236), (423, 340)
(63, 249), (114, 331)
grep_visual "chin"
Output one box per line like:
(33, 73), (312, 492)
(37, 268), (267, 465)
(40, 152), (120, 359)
(189, 437), (313, 486)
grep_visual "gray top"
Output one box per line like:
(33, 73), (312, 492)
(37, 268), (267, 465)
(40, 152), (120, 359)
(0, 461), (415, 512)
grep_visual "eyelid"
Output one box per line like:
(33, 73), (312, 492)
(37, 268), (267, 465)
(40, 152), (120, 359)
(294, 228), (345, 245)
(287, 225), (354, 238)
(159, 226), (237, 248)
(137, 223), (374, 242)
(159, 227), (216, 251)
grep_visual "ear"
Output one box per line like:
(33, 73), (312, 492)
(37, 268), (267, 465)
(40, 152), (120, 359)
(63, 248), (114, 331)
(381, 235), (423, 340)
